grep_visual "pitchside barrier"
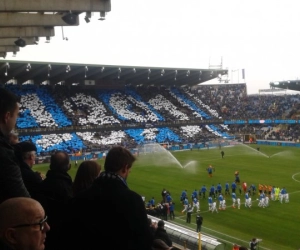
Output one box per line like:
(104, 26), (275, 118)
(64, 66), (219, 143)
(148, 215), (224, 250)
(257, 139), (300, 147)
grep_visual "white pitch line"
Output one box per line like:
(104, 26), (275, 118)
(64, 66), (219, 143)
(292, 172), (300, 183)
(175, 190), (300, 249)
(175, 216), (271, 250)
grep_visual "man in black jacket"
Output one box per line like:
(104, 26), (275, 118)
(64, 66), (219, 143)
(154, 220), (172, 247)
(38, 151), (73, 250)
(196, 214), (203, 232)
(0, 197), (50, 250)
(14, 141), (43, 199)
(0, 88), (30, 204)
(59, 146), (153, 250)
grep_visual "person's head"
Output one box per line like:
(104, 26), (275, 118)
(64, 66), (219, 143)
(50, 151), (70, 172)
(0, 197), (50, 250)
(73, 160), (101, 195)
(15, 141), (37, 168)
(104, 146), (136, 180)
(0, 88), (20, 137)
(157, 220), (164, 228)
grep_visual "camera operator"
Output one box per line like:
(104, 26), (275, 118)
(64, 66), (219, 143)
(250, 238), (262, 250)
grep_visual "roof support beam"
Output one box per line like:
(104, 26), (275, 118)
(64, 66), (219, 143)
(0, 37), (37, 46)
(0, 27), (54, 38)
(0, 13), (79, 27)
(0, 46), (20, 53)
(0, 0), (111, 12)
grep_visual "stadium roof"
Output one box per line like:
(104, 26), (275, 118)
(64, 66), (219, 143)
(0, 60), (228, 88)
(0, 0), (111, 58)
(0, 0), (228, 88)
(270, 80), (300, 92)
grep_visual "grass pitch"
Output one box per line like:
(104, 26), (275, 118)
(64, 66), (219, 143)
(34, 144), (300, 250)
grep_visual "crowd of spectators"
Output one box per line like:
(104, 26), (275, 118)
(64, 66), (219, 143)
(4, 83), (300, 155)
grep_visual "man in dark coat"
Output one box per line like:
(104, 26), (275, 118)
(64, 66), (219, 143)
(14, 141), (43, 199)
(154, 220), (172, 247)
(0, 88), (30, 204)
(38, 151), (73, 250)
(39, 151), (73, 205)
(58, 146), (153, 250)
(196, 214), (203, 232)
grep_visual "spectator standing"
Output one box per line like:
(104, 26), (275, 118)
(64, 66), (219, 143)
(39, 151), (73, 206)
(60, 146), (153, 250)
(14, 141), (44, 199)
(0, 88), (30, 204)
(72, 160), (101, 196)
(154, 220), (172, 248)
(38, 151), (73, 250)
(148, 218), (157, 240)
(0, 197), (50, 250)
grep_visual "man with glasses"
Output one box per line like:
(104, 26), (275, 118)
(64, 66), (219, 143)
(0, 88), (30, 204)
(14, 141), (44, 199)
(0, 197), (50, 250)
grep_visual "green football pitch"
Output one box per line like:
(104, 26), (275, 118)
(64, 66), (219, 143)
(34, 144), (300, 250)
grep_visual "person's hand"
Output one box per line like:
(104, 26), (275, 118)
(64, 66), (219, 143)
(36, 171), (46, 180)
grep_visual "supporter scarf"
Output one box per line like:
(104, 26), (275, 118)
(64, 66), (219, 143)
(98, 171), (128, 187)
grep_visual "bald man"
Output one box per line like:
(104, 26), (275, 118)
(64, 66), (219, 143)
(0, 197), (50, 250)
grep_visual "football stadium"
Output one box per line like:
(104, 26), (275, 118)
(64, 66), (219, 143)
(1, 2), (300, 250)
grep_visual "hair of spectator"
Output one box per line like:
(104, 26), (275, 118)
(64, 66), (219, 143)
(50, 151), (70, 172)
(73, 160), (101, 195)
(104, 146), (136, 172)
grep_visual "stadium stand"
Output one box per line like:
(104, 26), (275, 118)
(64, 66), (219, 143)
(2, 82), (298, 156)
